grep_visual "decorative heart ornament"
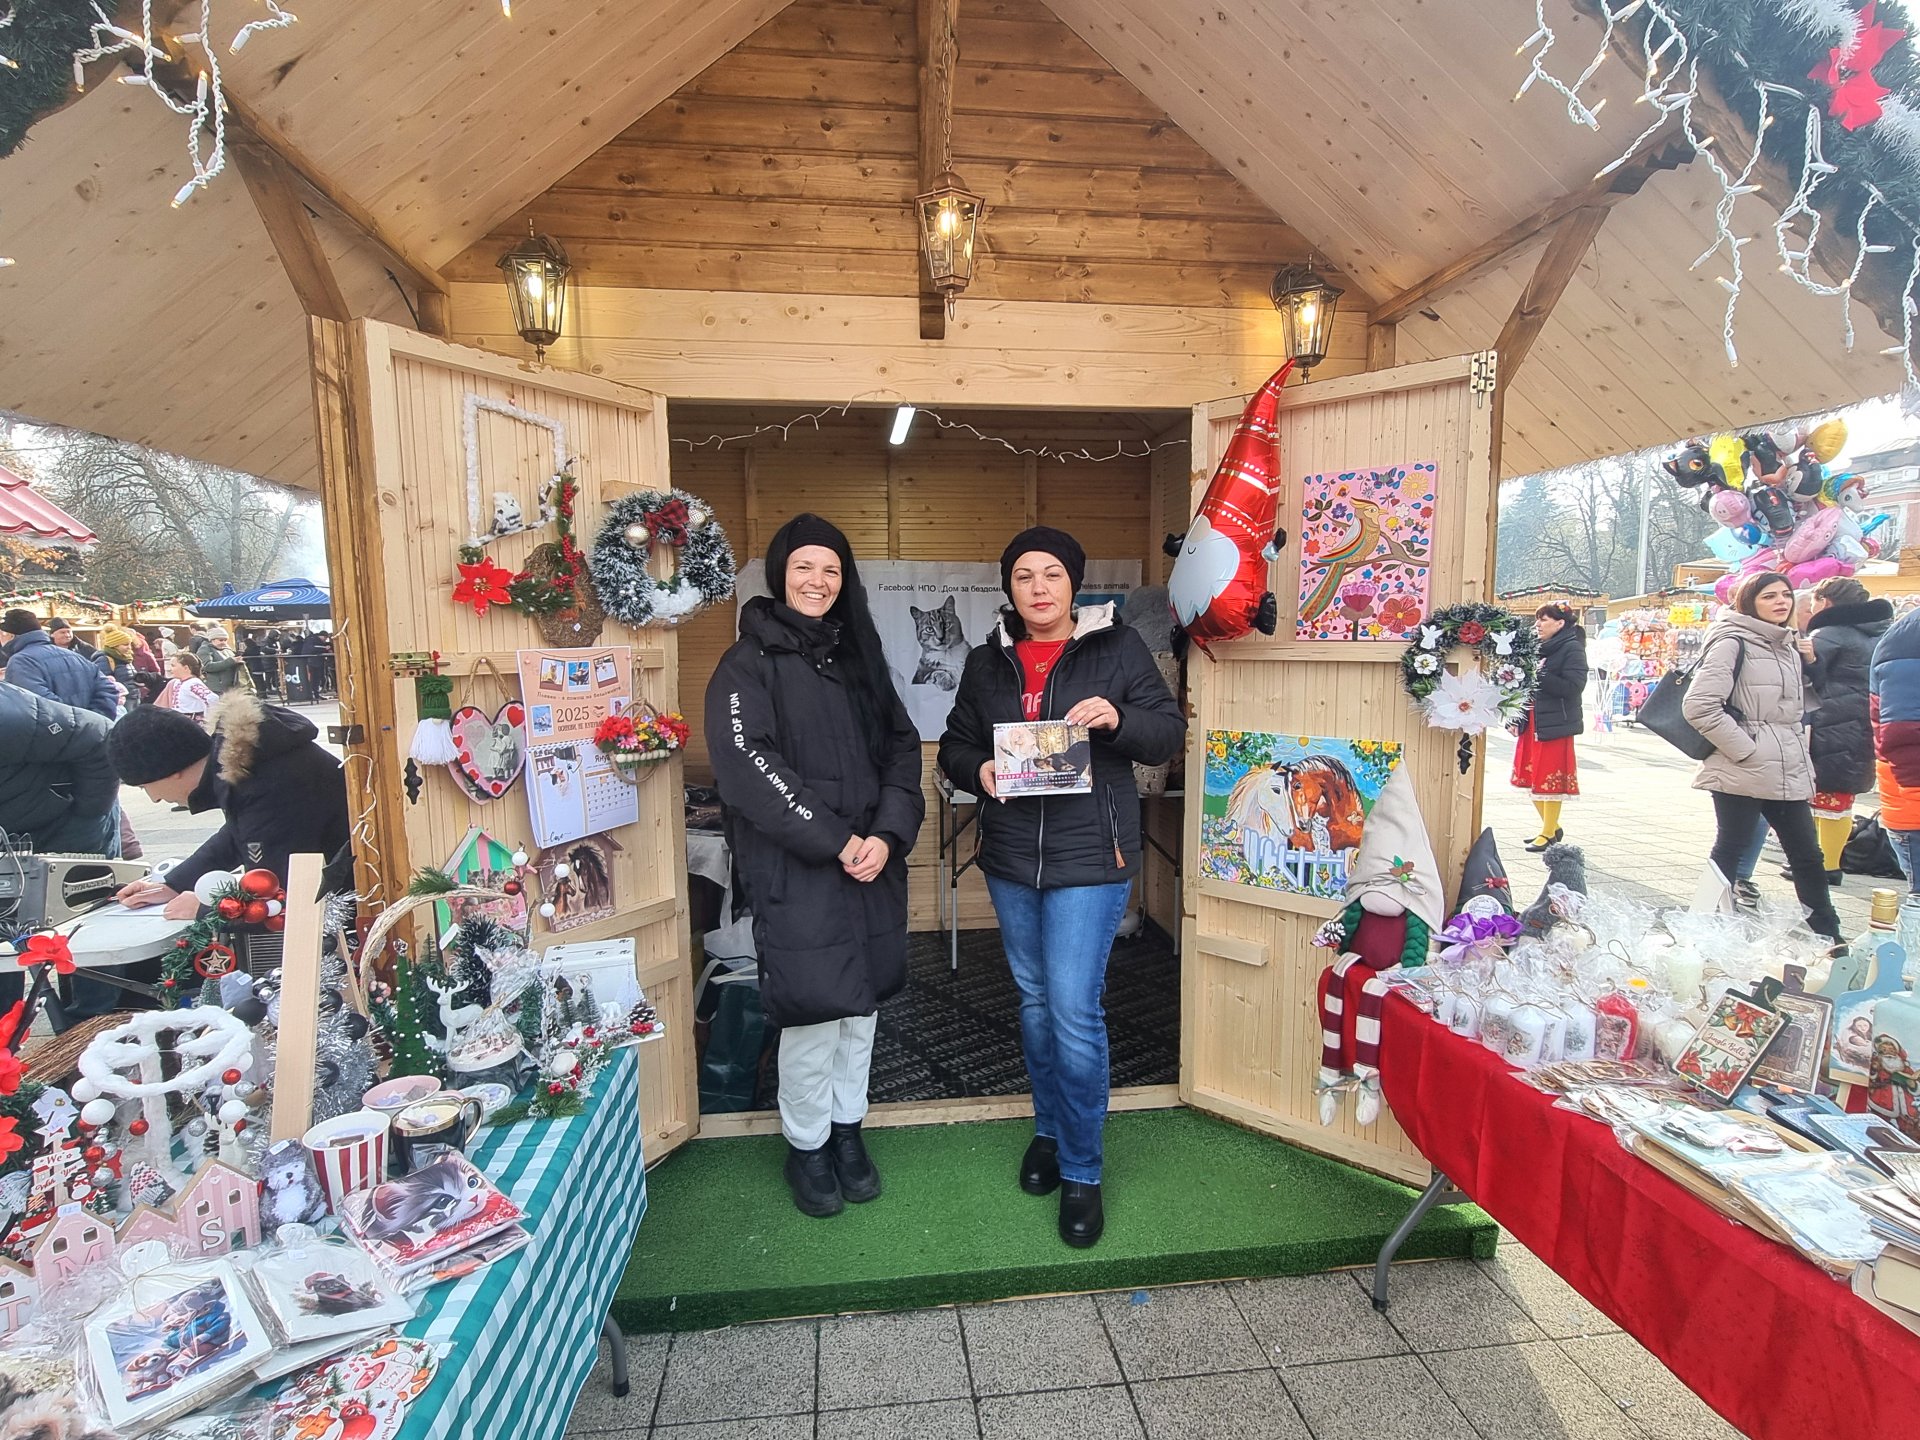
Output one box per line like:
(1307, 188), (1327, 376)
(448, 703), (527, 802)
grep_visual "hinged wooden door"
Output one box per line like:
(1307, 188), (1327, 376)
(1180, 355), (1498, 1184)
(311, 318), (697, 1162)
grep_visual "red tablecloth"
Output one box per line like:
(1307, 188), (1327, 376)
(1379, 993), (1920, 1439)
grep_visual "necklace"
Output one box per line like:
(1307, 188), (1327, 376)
(1026, 639), (1069, 674)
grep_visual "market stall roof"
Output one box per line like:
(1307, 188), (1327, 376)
(0, 0), (1902, 486)
(191, 578), (332, 621)
(0, 465), (95, 547)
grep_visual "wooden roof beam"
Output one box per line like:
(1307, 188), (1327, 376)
(1495, 204), (1612, 380)
(233, 139), (351, 323)
(916, 0), (959, 342)
(1370, 117), (1691, 328)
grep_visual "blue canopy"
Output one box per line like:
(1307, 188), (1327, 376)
(191, 578), (331, 621)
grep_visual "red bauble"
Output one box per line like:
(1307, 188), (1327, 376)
(241, 900), (270, 925)
(221, 1068), (242, 1085)
(216, 896), (245, 921)
(232, 1119), (247, 1133)
(238, 868), (280, 898)
(503, 880), (523, 896)
(128, 1118), (150, 1136)
(83, 1145), (104, 1163)
(265, 915), (287, 933)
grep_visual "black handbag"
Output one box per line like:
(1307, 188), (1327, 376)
(1638, 638), (1745, 761)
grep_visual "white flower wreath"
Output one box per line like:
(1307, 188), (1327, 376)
(587, 488), (736, 627)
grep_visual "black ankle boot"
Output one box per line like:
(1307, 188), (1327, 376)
(828, 1122), (881, 1203)
(1019, 1136), (1060, 1196)
(1059, 1181), (1103, 1247)
(784, 1141), (844, 1218)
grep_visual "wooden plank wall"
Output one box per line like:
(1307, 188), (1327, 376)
(666, 404), (1183, 930)
(445, 0), (1341, 311)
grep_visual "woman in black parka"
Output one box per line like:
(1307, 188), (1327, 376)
(1800, 575), (1895, 880)
(705, 515), (923, 1220)
(1511, 603), (1587, 852)
(938, 527), (1184, 1249)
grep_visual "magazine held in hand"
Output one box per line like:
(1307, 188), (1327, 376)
(992, 721), (1092, 797)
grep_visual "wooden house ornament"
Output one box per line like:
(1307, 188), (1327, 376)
(0, 1257), (36, 1338)
(117, 1160), (260, 1259)
(31, 1204), (116, 1284)
(437, 826), (531, 940)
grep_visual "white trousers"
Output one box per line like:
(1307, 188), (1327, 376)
(777, 1012), (877, 1150)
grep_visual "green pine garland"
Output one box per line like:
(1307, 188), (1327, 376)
(0, 0), (105, 161)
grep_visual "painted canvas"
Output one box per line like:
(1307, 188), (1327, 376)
(1295, 461), (1437, 641)
(1200, 732), (1403, 900)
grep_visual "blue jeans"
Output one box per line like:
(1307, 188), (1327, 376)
(986, 876), (1132, 1185)
(1733, 813), (1769, 883)
(1888, 830), (1920, 893)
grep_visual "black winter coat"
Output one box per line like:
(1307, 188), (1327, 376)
(1528, 625), (1589, 741)
(1807, 597), (1895, 794)
(705, 598), (925, 1028)
(170, 691), (351, 892)
(938, 606), (1184, 890)
(0, 682), (118, 851)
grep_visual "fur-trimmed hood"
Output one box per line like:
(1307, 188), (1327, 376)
(208, 689), (321, 787)
(1805, 597), (1895, 636)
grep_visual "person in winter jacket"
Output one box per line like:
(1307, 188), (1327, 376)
(0, 610), (117, 717)
(1681, 571), (1842, 943)
(105, 690), (350, 920)
(193, 626), (248, 695)
(705, 515), (923, 1220)
(938, 527), (1184, 1248)
(1872, 602), (1920, 891)
(97, 625), (143, 710)
(1511, 603), (1587, 852)
(0, 681), (119, 856)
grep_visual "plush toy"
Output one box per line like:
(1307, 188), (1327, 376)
(1311, 766), (1443, 1126)
(1167, 361), (1294, 656)
(1520, 842), (1588, 937)
(1456, 826), (1515, 915)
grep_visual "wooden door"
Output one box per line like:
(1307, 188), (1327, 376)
(1179, 354), (1498, 1184)
(311, 319), (698, 1163)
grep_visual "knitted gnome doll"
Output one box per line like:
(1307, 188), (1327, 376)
(1520, 842), (1589, 937)
(1456, 827), (1516, 915)
(1311, 765), (1445, 1126)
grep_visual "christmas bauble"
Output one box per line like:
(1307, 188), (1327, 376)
(82, 1144), (105, 1163)
(221, 1068), (243, 1085)
(218, 1099), (248, 1124)
(504, 880), (523, 896)
(539, 902), (556, 919)
(216, 896), (244, 921)
(554, 863), (571, 880)
(342, 1012), (371, 1040)
(194, 870), (240, 905)
(625, 523), (650, 547)
(81, 1098), (116, 1127)
(264, 915), (287, 933)
(72, 1077), (101, 1103)
(265, 899), (283, 918)
(232, 1080), (257, 1099)
(241, 900), (270, 925)
(688, 505), (708, 529)
(547, 1050), (579, 1077)
(511, 850), (529, 867)
(128, 1117), (150, 1136)
(238, 868), (280, 898)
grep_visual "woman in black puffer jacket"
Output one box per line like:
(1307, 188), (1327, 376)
(1511, 603), (1587, 853)
(1801, 576), (1894, 879)
(705, 515), (923, 1221)
(938, 527), (1183, 1250)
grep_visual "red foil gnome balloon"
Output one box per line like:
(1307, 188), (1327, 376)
(1166, 361), (1294, 655)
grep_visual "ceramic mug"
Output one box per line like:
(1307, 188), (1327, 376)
(362, 1074), (444, 1119)
(392, 1093), (484, 1173)
(302, 1109), (391, 1210)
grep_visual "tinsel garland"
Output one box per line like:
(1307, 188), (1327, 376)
(0, 0), (103, 161)
(587, 488), (735, 627)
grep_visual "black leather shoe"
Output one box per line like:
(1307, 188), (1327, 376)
(784, 1142), (844, 1218)
(828, 1122), (881, 1203)
(1020, 1136), (1060, 1196)
(1778, 866), (1843, 886)
(1523, 828), (1564, 854)
(1059, 1181), (1103, 1248)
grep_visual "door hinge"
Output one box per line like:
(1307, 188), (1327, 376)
(1470, 350), (1498, 399)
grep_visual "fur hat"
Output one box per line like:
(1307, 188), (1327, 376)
(107, 704), (214, 785)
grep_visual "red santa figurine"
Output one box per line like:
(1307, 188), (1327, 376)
(1166, 361), (1294, 655)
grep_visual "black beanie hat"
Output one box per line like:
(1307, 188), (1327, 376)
(0, 609), (39, 636)
(108, 704), (215, 785)
(765, 513), (853, 601)
(999, 526), (1086, 598)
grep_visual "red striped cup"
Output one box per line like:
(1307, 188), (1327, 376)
(302, 1109), (392, 1209)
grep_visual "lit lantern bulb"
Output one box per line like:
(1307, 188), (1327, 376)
(524, 270), (543, 300)
(1298, 302), (1317, 325)
(936, 202), (960, 238)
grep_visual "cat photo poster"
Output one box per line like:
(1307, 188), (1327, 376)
(736, 559), (1141, 740)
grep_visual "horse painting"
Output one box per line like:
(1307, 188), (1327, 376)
(1204, 732), (1400, 899)
(1225, 756), (1366, 878)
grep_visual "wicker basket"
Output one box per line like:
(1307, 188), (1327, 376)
(1132, 651), (1182, 796)
(22, 1010), (137, 1087)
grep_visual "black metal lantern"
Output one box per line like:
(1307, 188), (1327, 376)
(497, 222), (571, 363)
(915, 172), (984, 318)
(1270, 263), (1344, 374)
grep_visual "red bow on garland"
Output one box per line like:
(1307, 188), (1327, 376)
(19, 932), (74, 975)
(1811, 1), (1907, 130)
(646, 498), (692, 547)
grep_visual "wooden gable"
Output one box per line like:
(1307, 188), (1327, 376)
(446, 0), (1332, 310)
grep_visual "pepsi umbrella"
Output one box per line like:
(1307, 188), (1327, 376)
(191, 578), (331, 621)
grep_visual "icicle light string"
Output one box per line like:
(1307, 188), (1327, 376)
(1516, 0), (1920, 389)
(671, 398), (1189, 464)
(0, 5), (17, 70)
(328, 615), (386, 906)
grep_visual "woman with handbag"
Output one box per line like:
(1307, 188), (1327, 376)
(1682, 570), (1842, 944)
(1511, 602), (1586, 852)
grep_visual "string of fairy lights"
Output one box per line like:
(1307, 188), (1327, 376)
(670, 399), (1189, 464)
(1513, 0), (1920, 388)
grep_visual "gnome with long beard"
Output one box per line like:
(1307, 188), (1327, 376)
(1311, 764), (1444, 1126)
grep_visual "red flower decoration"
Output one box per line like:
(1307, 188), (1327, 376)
(1457, 621), (1487, 644)
(0, 1117), (23, 1162)
(452, 557), (516, 616)
(0, 1002), (24, 1096)
(1378, 596), (1422, 634)
(20, 932), (74, 975)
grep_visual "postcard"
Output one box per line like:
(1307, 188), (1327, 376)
(243, 1235), (415, 1345)
(992, 721), (1092, 797)
(1672, 992), (1785, 1102)
(85, 1260), (273, 1431)
(337, 1153), (524, 1281)
(1750, 990), (1835, 1092)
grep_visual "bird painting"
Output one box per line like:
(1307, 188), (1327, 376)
(1297, 498), (1384, 627)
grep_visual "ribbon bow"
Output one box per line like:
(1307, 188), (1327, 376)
(647, 497), (692, 547)
(19, 932), (74, 975)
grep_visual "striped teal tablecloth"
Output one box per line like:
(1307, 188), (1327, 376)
(396, 1047), (645, 1440)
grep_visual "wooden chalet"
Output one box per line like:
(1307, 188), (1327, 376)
(0, 0), (1903, 1186)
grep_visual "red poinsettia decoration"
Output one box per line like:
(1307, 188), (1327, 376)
(1812, 2), (1906, 131)
(0, 1002), (24, 1096)
(452, 556), (516, 615)
(0, 1116), (23, 1162)
(19, 931), (74, 975)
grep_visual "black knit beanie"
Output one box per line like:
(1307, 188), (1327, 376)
(0, 609), (39, 636)
(109, 704), (215, 785)
(765, 513), (853, 602)
(999, 526), (1086, 599)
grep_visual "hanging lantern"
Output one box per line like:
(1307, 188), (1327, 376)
(1269, 263), (1344, 374)
(914, 172), (984, 318)
(497, 222), (571, 364)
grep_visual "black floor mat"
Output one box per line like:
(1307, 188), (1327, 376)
(749, 925), (1180, 1109)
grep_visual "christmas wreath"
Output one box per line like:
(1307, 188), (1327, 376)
(453, 471), (589, 619)
(1400, 602), (1540, 772)
(587, 489), (735, 627)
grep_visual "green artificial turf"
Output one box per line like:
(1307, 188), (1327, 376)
(616, 1109), (1493, 1332)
